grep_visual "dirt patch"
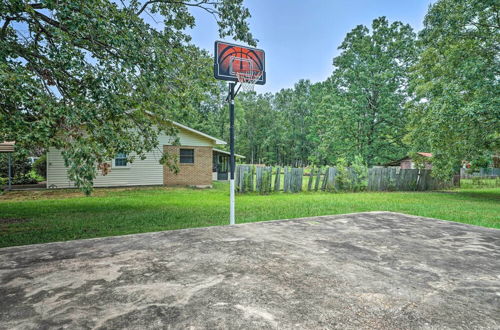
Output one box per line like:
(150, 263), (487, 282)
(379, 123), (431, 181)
(0, 185), (180, 202)
(0, 218), (31, 224)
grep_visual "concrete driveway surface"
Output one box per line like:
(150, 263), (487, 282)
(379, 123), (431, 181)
(0, 211), (499, 329)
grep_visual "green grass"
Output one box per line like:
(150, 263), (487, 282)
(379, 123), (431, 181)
(1, 183), (499, 248)
(460, 178), (500, 189)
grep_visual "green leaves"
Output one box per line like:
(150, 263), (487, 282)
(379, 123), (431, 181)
(1, 0), (255, 193)
(314, 17), (417, 166)
(406, 0), (499, 179)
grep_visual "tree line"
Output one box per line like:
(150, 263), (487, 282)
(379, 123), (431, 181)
(1, 0), (498, 192)
(182, 0), (499, 181)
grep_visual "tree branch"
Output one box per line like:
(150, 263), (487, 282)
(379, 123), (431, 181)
(136, 0), (218, 16)
(1, 17), (13, 39)
(28, 3), (46, 9)
(31, 10), (121, 58)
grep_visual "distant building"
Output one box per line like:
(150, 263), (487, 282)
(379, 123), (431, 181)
(385, 152), (433, 169)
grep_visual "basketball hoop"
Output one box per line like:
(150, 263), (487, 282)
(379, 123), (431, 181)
(213, 41), (266, 226)
(235, 70), (263, 92)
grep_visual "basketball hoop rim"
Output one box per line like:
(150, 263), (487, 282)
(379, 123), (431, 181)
(235, 70), (262, 79)
(235, 70), (262, 92)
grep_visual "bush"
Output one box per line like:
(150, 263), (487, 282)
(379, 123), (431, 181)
(335, 158), (351, 191)
(33, 154), (47, 178)
(12, 174), (39, 185)
(334, 155), (368, 192)
(0, 153), (32, 178)
(350, 155), (368, 191)
(260, 169), (272, 195)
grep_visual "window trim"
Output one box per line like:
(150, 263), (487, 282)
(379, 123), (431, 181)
(179, 148), (195, 164)
(112, 153), (131, 168)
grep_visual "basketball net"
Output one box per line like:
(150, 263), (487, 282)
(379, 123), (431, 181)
(235, 70), (263, 92)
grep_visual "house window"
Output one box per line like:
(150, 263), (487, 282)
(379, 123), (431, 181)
(114, 153), (128, 167)
(180, 148), (194, 164)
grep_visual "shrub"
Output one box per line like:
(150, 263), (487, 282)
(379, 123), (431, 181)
(12, 174), (38, 185)
(350, 155), (368, 191)
(260, 169), (272, 195)
(242, 166), (255, 192)
(33, 154), (47, 178)
(335, 158), (351, 191)
(0, 153), (32, 178)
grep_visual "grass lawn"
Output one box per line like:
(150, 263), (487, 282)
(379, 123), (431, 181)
(460, 178), (500, 189)
(0, 183), (499, 248)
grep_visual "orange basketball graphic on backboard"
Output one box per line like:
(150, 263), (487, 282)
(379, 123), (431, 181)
(214, 41), (266, 85)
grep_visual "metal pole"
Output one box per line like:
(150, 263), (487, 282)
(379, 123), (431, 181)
(7, 153), (12, 191)
(229, 82), (236, 225)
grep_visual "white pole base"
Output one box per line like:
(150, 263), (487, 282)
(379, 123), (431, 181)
(229, 179), (235, 225)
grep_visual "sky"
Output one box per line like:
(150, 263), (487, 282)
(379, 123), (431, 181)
(186, 0), (435, 93)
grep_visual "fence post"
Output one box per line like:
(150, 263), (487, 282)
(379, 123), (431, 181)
(256, 167), (262, 192)
(266, 167), (273, 192)
(283, 167), (289, 192)
(250, 166), (255, 192)
(296, 168), (303, 192)
(321, 167), (329, 191)
(328, 167), (336, 191)
(307, 168), (314, 191)
(367, 168), (372, 191)
(315, 168), (321, 191)
(274, 167), (281, 192)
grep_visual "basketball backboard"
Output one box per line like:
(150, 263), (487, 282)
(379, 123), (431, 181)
(214, 41), (266, 85)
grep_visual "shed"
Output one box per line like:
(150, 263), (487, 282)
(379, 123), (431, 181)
(385, 152), (433, 169)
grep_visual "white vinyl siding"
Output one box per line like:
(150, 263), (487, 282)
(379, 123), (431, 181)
(47, 147), (164, 188)
(159, 128), (214, 147)
(46, 127), (217, 188)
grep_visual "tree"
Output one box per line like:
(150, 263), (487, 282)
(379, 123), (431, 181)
(315, 17), (417, 166)
(0, 152), (32, 179)
(274, 80), (316, 166)
(405, 0), (499, 179)
(234, 92), (275, 164)
(0, 0), (255, 193)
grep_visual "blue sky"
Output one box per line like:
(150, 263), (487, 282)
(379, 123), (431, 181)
(187, 0), (435, 93)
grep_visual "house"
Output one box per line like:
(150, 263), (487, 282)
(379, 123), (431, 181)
(46, 122), (243, 189)
(385, 152), (433, 169)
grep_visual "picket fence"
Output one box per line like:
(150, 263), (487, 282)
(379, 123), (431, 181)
(235, 165), (454, 194)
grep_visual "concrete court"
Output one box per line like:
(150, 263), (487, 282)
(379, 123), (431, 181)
(0, 211), (499, 329)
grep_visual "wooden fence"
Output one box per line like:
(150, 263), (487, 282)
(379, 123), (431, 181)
(235, 165), (454, 193)
(460, 167), (500, 178)
(367, 168), (452, 191)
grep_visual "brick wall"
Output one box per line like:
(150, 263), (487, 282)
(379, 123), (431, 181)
(163, 146), (213, 186)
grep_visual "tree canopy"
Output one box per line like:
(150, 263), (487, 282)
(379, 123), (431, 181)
(314, 17), (417, 166)
(405, 0), (499, 178)
(2, 0), (497, 190)
(0, 0), (254, 193)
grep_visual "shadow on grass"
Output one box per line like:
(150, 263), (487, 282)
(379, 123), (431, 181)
(453, 190), (500, 202)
